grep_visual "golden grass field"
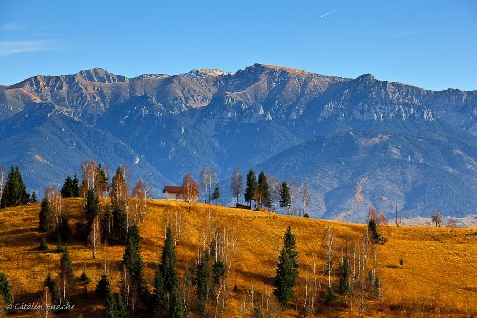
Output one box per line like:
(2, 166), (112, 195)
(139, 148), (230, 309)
(0, 198), (476, 317)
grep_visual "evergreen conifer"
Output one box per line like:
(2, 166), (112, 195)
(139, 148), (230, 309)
(274, 226), (299, 307)
(0, 273), (12, 308)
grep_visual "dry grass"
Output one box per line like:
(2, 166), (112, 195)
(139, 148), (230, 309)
(0, 199), (476, 317)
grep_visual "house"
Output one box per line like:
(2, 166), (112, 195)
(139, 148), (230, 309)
(163, 186), (184, 200)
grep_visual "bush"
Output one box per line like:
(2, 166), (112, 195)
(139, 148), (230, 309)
(39, 236), (48, 251)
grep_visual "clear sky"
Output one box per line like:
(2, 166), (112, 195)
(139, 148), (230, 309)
(1, 0), (476, 91)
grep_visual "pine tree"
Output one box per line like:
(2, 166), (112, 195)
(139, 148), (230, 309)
(39, 198), (52, 232)
(339, 257), (352, 295)
(274, 226), (299, 307)
(244, 170), (257, 207)
(257, 171), (271, 208)
(152, 265), (165, 313)
(72, 174), (80, 197)
(30, 190), (37, 203)
(0, 273), (12, 308)
(122, 224), (148, 311)
(279, 182), (291, 214)
(61, 176), (75, 198)
(0, 166), (29, 208)
(196, 250), (211, 311)
(60, 246), (75, 288)
(103, 289), (117, 318)
(169, 287), (185, 318)
(39, 236), (49, 250)
(211, 184), (220, 204)
(161, 225), (178, 293)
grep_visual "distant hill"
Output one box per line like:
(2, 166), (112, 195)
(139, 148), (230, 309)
(1, 64), (477, 220)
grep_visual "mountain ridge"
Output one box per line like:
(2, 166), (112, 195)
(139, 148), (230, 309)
(1, 64), (477, 221)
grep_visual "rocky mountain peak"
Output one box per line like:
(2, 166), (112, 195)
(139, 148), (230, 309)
(76, 68), (128, 83)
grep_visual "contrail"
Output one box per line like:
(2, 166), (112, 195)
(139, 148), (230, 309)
(320, 9), (339, 18)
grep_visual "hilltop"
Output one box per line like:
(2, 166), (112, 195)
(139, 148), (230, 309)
(0, 199), (476, 317)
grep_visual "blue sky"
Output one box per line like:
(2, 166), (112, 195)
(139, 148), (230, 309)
(1, 0), (476, 91)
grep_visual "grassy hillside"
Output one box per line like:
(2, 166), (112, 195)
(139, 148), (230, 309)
(0, 199), (476, 317)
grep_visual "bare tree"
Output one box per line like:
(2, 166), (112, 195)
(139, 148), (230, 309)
(201, 166), (216, 203)
(324, 226), (334, 288)
(0, 165), (5, 204)
(268, 175), (281, 212)
(431, 210), (442, 227)
(44, 186), (62, 232)
(301, 182), (311, 216)
(289, 180), (298, 216)
(230, 168), (244, 205)
(87, 216), (101, 259)
(80, 160), (109, 198)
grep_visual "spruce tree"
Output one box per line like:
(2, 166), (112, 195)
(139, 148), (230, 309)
(152, 265), (165, 313)
(1, 166), (29, 208)
(30, 190), (37, 203)
(274, 226), (299, 307)
(338, 257), (351, 295)
(72, 174), (80, 197)
(161, 225), (178, 293)
(279, 182), (291, 213)
(169, 287), (185, 318)
(244, 170), (257, 207)
(39, 198), (52, 232)
(60, 246), (75, 289)
(196, 250), (211, 311)
(0, 273), (12, 308)
(257, 171), (271, 208)
(122, 224), (148, 310)
(61, 176), (75, 198)
(211, 184), (220, 204)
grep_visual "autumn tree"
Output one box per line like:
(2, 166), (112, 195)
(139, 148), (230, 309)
(131, 178), (149, 224)
(182, 173), (199, 211)
(230, 168), (244, 205)
(0, 166), (29, 208)
(110, 166), (129, 213)
(244, 170), (258, 208)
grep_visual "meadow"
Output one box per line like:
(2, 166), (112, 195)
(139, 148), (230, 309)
(0, 199), (476, 317)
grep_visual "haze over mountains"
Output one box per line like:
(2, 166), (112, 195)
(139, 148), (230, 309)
(1, 64), (477, 221)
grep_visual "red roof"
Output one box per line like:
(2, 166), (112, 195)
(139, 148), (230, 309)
(163, 186), (183, 193)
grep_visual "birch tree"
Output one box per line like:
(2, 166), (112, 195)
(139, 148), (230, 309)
(301, 182), (311, 216)
(201, 166), (216, 204)
(230, 168), (243, 205)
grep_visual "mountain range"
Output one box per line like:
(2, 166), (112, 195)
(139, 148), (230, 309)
(1, 63), (477, 221)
